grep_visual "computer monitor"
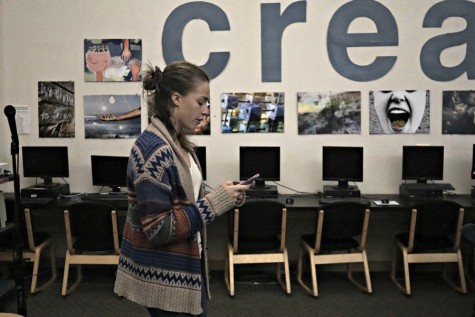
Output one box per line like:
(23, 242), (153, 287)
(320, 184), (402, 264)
(195, 146), (207, 180)
(22, 146), (69, 187)
(322, 146), (363, 189)
(239, 146), (280, 188)
(402, 145), (444, 183)
(91, 155), (128, 192)
(472, 144), (475, 180)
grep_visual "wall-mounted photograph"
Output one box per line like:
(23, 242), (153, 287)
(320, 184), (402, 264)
(369, 90), (430, 134)
(38, 81), (75, 138)
(84, 39), (142, 82)
(297, 91), (361, 135)
(220, 92), (284, 133)
(84, 95), (141, 139)
(442, 90), (475, 134)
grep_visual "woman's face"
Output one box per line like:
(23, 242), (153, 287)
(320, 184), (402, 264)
(373, 90), (426, 133)
(172, 81), (210, 133)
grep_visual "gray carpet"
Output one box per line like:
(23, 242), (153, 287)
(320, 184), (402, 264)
(0, 268), (473, 317)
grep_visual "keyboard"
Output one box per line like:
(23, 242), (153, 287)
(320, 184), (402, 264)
(402, 183), (455, 191)
(438, 183), (455, 191)
(81, 193), (128, 201)
(269, 197), (288, 205)
(21, 197), (55, 205)
(319, 197), (371, 206)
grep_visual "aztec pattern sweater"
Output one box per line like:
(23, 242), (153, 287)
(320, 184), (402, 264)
(114, 118), (236, 315)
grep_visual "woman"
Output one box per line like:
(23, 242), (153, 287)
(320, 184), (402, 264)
(114, 61), (249, 316)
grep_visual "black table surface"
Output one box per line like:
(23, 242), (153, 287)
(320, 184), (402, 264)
(3, 192), (474, 211)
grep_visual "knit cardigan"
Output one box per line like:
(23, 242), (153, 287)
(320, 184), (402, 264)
(114, 117), (236, 315)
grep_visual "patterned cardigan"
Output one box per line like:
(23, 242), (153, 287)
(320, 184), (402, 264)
(114, 117), (236, 315)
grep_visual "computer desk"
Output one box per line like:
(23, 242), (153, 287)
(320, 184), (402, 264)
(259, 193), (474, 211)
(2, 192), (475, 272)
(4, 191), (474, 210)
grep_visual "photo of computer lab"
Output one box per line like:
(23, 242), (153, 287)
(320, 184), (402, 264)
(221, 92), (285, 133)
(1, 1), (475, 317)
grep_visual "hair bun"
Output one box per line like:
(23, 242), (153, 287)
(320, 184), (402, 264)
(143, 65), (163, 92)
(153, 66), (163, 83)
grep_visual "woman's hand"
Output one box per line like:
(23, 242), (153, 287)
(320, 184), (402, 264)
(222, 180), (250, 205)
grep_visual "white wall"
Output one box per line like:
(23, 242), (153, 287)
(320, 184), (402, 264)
(0, 0), (474, 195)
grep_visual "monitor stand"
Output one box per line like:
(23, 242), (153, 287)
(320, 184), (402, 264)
(323, 185), (360, 198)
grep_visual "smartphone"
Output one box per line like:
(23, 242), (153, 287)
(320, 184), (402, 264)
(240, 173), (260, 185)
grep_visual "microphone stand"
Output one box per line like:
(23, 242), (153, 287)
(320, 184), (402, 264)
(9, 131), (27, 315)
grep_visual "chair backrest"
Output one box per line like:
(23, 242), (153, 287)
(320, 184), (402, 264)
(412, 200), (463, 240)
(320, 202), (368, 240)
(232, 200), (286, 253)
(64, 201), (118, 252)
(314, 202), (370, 253)
(408, 200), (464, 251)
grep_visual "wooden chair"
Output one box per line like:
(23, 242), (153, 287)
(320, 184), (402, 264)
(62, 202), (120, 296)
(225, 200), (291, 296)
(0, 207), (57, 294)
(297, 201), (372, 297)
(390, 200), (466, 295)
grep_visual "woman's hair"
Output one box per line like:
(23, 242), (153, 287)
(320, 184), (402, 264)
(142, 61), (209, 151)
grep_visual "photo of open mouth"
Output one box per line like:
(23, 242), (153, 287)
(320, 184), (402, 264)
(387, 108), (410, 131)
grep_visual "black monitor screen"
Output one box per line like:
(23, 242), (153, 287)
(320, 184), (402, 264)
(91, 155), (128, 192)
(472, 144), (475, 180)
(195, 146), (207, 180)
(22, 146), (69, 187)
(402, 146), (444, 183)
(239, 146), (280, 188)
(322, 146), (363, 188)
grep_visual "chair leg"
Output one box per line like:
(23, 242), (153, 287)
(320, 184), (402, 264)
(400, 249), (411, 295)
(224, 244), (235, 297)
(442, 250), (467, 294)
(62, 252), (83, 296)
(309, 251), (318, 297)
(347, 250), (372, 294)
(456, 250), (467, 294)
(390, 244), (411, 295)
(283, 249), (291, 294)
(362, 250), (372, 293)
(29, 250), (40, 293)
(29, 240), (57, 293)
(296, 241), (318, 297)
(61, 252), (71, 296)
(276, 249), (291, 294)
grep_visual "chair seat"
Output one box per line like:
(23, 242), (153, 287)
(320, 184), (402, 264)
(301, 234), (359, 251)
(73, 237), (115, 252)
(230, 236), (281, 253)
(396, 233), (454, 252)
